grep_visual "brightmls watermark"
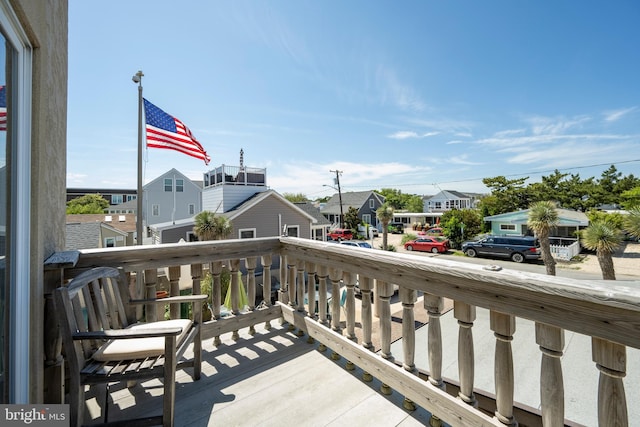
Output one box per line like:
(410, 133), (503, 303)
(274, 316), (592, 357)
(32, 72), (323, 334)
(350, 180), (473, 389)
(0, 405), (68, 426)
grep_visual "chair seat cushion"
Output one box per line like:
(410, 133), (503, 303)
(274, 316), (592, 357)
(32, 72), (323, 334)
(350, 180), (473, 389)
(92, 319), (192, 362)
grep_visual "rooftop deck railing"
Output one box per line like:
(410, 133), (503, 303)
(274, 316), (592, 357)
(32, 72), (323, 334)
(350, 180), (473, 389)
(53, 237), (640, 427)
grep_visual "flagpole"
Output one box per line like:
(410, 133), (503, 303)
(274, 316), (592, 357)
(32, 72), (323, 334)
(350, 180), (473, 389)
(133, 70), (144, 245)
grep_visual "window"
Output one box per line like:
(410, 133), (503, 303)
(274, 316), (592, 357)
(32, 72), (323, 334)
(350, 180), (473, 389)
(286, 226), (299, 237)
(126, 194), (136, 202)
(500, 224), (516, 231)
(111, 194), (123, 205)
(362, 214), (371, 224)
(164, 178), (172, 192)
(104, 237), (115, 248)
(188, 204), (195, 215)
(239, 229), (256, 239)
(152, 204), (159, 216)
(369, 199), (374, 208)
(434, 202), (442, 209)
(176, 179), (184, 192)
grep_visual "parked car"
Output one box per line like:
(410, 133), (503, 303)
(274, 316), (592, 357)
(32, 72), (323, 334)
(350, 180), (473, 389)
(422, 227), (444, 236)
(461, 235), (541, 263)
(388, 222), (405, 234)
(340, 241), (372, 249)
(327, 228), (353, 241)
(404, 237), (449, 253)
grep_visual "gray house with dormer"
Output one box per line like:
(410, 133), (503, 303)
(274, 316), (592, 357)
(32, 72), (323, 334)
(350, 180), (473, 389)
(320, 190), (385, 229)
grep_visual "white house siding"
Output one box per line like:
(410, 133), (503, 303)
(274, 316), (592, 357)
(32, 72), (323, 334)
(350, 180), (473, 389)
(202, 185), (268, 213)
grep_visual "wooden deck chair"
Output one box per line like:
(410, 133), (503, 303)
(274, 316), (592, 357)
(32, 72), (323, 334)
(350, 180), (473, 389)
(54, 266), (207, 427)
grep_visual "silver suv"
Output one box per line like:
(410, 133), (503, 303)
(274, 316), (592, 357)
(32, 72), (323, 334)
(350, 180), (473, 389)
(462, 235), (541, 263)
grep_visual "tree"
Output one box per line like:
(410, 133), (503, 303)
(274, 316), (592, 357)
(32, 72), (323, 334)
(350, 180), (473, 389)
(343, 206), (360, 230)
(580, 221), (623, 280)
(283, 193), (308, 203)
(193, 211), (232, 241)
(620, 186), (640, 209)
(440, 209), (483, 249)
(624, 207), (640, 239)
(527, 201), (559, 275)
(479, 176), (530, 215)
(405, 195), (424, 213)
(66, 194), (109, 214)
(376, 204), (394, 250)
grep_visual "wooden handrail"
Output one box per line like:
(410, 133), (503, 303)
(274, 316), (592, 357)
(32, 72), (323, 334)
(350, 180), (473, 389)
(58, 236), (640, 427)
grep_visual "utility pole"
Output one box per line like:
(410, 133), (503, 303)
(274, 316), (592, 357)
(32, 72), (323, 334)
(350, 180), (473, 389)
(330, 169), (344, 228)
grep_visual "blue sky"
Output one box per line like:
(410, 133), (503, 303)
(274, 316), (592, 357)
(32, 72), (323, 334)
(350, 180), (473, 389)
(67, 1), (640, 199)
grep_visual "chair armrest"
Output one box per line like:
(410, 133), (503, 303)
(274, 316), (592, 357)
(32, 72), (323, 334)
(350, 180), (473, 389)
(130, 294), (208, 306)
(72, 327), (182, 340)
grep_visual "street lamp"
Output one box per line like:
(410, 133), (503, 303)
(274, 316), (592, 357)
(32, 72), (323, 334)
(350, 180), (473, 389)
(323, 184), (344, 228)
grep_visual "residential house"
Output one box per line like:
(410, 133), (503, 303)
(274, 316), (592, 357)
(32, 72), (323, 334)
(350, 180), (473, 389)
(423, 190), (480, 212)
(66, 214), (137, 246)
(294, 201), (331, 240)
(143, 168), (203, 226)
(66, 187), (137, 206)
(65, 222), (128, 250)
(483, 208), (589, 240)
(150, 161), (317, 243)
(320, 190), (385, 229)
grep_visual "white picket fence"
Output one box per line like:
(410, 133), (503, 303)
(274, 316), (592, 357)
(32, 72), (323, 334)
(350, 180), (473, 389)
(550, 240), (581, 261)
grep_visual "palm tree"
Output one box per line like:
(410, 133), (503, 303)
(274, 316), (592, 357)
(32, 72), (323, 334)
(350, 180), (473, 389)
(580, 220), (623, 280)
(624, 207), (640, 239)
(193, 210), (232, 241)
(527, 201), (559, 276)
(376, 204), (394, 250)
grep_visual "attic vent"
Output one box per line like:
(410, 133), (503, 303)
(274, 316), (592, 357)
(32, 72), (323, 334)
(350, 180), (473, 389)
(104, 215), (112, 222)
(118, 215), (126, 222)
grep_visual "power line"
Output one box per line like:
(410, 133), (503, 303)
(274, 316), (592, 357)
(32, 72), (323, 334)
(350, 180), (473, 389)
(347, 158), (640, 189)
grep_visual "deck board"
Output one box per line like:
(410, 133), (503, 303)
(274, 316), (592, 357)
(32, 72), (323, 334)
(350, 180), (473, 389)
(85, 323), (436, 426)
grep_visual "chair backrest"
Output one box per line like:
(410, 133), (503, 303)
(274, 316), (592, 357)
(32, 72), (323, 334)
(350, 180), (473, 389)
(54, 267), (134, 372)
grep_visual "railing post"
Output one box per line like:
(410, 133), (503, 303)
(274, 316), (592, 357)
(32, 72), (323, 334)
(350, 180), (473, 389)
(592, 337), (628, 427)
(287, 257), (297, 309)
(401, 286), (418, 411)
(329, 268), (343, 332)
(317, 265), (329, 327)
(261, 254), (272, 330)
(359, 276), (373, 350)
(377, 280), (394, 360)
(536, 323), (564, 426)
(167, 266), (181, 319)
(245, 257), (257, 311)
(305, 262), (317, 319)
(190, 263), (202, 295)
(491, 311), (517, 426)
(279, 255), (289, 306)
(210, 261), (223, 320)
(229, 259), (241, 315)
(455, 301), (477, 407)
(296, 260), (306, 313)
(144, 268), (158, 322)
(342, 272), (356, 340)
(424, 294), (445, 390)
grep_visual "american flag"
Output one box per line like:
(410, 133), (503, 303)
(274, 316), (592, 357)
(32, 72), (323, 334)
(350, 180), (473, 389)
(143, 98), (210, 165)
(0, 85), (7, 131)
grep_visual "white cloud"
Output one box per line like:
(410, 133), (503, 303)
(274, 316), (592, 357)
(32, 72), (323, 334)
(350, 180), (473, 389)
(388, 131), (419, 139)
(524, 115), (591, 135)
(450, 155), (482, 166)
(376, 65), (425, 112)
(603, 107), (637, 122)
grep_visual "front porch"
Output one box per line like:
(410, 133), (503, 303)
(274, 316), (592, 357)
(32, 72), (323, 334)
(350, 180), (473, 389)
(46, 237), (640, 426)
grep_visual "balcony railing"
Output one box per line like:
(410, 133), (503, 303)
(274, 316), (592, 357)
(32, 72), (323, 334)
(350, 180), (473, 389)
(50, 237), (640, 426)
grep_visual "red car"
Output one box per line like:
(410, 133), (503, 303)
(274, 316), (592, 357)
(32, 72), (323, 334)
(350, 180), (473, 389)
(327, 228), (353, 241)
(404, 237), (449, 253)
